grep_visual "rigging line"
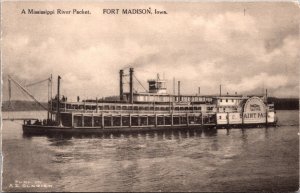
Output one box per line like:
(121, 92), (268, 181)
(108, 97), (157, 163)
(25, 77), (51, 87)
(133, 74), (148, 92)
(8, 75), (48, 111)
(123, 78), (138, 93)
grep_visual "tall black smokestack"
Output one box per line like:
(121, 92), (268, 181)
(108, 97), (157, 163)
(129, 68), (134, 104)
(173, 77), (175, 95)
(219, 84), (222, 96)
(178, 81), (181, 96)
(119, 69), (124, 101)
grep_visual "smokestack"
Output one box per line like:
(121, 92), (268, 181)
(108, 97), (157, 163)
(119, 69), (124, 101)
(219, 84), (222, 96)
(173, 77), (175, 95)
(235, 92), (237, 95)
(129, 68), (134, 104)
(178, 81), (181, 96)
(265, 89), (268, 102)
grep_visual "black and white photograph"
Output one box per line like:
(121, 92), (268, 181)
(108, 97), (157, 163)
(1, 1), (299, 192)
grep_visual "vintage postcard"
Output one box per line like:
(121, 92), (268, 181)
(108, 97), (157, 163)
(1, 1), (299, 192)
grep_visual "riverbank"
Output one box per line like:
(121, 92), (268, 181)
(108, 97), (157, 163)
(2, 100), (47, 111)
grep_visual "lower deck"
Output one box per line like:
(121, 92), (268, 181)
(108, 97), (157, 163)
(61, 112), (216, 128)
(23, 110), (276, 134)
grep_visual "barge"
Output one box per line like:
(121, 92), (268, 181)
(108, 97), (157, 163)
(22, 68), (277, 134)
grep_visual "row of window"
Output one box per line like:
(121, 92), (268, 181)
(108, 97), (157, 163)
(218, 114), (243, 119)
(54, 104), (216, 111)
(219, 99), (235, 103)
(135, 96), (212, 102)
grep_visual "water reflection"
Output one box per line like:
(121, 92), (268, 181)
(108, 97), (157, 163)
(264, 127), (269, 139)
(22, 126), (279, 144)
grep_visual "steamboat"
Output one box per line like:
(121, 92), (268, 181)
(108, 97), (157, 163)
(20, 68), (277, 134)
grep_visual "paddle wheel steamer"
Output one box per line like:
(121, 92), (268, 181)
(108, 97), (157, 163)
(21, 68), (277, 134)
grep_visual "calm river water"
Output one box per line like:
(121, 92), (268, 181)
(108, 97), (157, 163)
(2, 110), (299, 192)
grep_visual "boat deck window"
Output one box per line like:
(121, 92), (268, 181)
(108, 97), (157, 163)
(207, 107), (213, 111)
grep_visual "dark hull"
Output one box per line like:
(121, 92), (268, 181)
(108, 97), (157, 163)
(22, 124), (216, 135)
(22, 122), (277, 136)
(216, 122), (277, 129)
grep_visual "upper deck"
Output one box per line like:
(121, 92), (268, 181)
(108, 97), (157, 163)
(50, 100), (216, 114)
(49, 68), (274, 115)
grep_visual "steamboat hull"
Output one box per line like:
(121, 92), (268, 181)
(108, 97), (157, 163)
(22, 122), (277, 135)
(22, 124), (216, 135)
(215, 122), (277, 129)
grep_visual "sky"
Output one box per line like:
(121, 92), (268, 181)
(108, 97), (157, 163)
(2, 1), (299, 102)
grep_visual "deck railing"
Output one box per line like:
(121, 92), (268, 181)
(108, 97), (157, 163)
(51, 101), (218, 114)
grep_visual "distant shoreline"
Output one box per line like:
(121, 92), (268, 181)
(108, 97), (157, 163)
(2, 100), (47, 112)
(2, 98), (299, 112)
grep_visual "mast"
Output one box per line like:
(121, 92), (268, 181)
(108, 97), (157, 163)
(50, 74), (53, 120)
(265, 89), (268, 103)
(47, 77), (50, 120)
(8, 78), (11, 108)
(57, 76), (61, 125)
(47, 75), (53, 120)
